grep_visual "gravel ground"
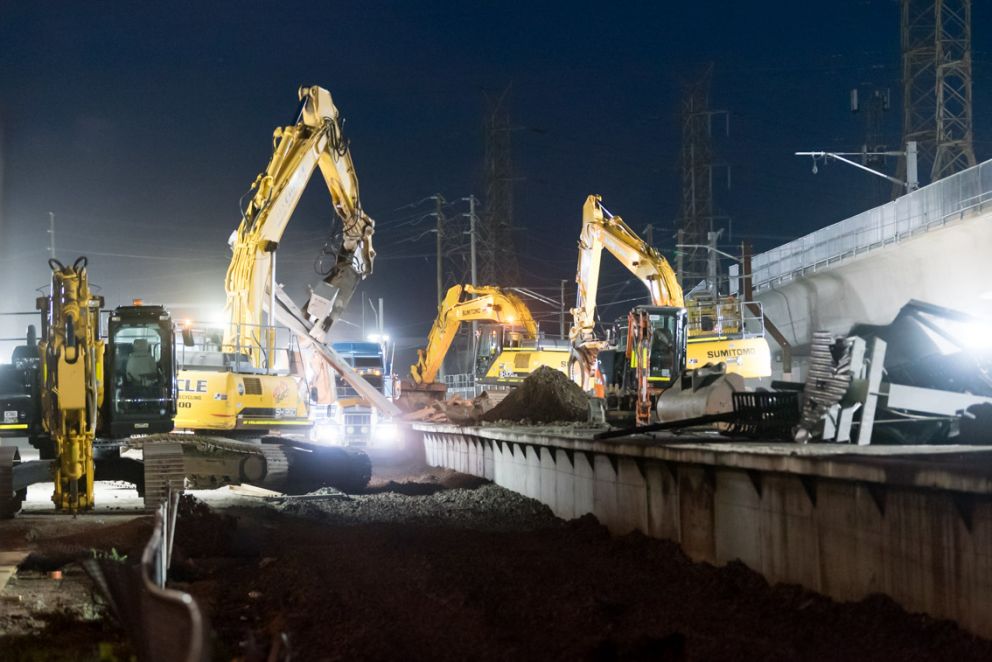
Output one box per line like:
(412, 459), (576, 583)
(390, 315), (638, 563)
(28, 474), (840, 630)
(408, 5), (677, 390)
(277, 482), (562, 532)
(171, 465), (992, 662)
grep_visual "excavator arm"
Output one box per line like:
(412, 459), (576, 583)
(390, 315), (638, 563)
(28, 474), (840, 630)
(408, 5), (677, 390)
(570, 194), (683, 386)
(411, 284), (538, 385)
(572, 194), (682, 346)
(224, 85), (374, 364)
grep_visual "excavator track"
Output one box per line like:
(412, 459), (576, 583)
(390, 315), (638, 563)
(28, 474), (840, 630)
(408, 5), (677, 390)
(135, 434), (371, 499)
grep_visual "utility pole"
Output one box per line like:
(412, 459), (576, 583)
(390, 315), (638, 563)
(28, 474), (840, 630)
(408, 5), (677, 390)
(796, 142), (919, 193)
(559, 279), (567, 338)
(462, 195), (480, 364)
(48, 211), (55, 260)
(433, 194), (446, 308)
(432, 194), (446, 379)
(462, 195), (478, 288)
(706, 230), (722, 299)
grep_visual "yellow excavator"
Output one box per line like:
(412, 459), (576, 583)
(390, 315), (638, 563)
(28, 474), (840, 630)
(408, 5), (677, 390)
(404, 284), (569, 402)
(16, 258), (179, 513)
(570, 194), (770, 423)
(175, 85), (396, 434)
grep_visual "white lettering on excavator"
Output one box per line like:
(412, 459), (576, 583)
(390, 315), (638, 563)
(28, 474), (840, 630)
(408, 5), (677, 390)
(705, 348), (757, 359)
(177, 379), (208, 393)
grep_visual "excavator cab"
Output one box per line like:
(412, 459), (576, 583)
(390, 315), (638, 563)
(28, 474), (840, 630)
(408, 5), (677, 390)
(474, 324), (517, 378)
(625, 306), (687, 424)
(101, 305), (176, 438)
(631, 306), (687, 387)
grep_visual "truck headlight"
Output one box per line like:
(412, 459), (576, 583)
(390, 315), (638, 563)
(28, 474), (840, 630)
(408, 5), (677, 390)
(314, 423), (339, 444)
(373, 422), (398, 446)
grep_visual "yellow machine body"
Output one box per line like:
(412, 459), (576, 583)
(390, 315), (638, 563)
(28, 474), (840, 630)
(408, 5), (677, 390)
(177, 85), (379, 433)
(686, 336), (772, 379)
(174, 369), (309, 432)
(410, 284), (541, 386)
(478, 345), (570, 385)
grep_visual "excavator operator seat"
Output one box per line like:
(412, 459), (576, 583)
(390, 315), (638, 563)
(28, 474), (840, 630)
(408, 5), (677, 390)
(126, 339), (158, 386)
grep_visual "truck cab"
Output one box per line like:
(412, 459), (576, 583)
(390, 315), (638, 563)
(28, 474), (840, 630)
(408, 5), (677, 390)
(311, 341), (397, 447)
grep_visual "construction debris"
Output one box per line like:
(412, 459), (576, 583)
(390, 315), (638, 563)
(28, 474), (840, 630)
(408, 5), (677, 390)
(404, 392), (496, 424)
(482, 365), (589, 424)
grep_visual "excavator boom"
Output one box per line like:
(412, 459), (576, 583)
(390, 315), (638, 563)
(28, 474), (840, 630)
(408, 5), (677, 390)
(224, 85), (374, 361)
(179, 85), (395, 434)
(571, 194), (684, 387)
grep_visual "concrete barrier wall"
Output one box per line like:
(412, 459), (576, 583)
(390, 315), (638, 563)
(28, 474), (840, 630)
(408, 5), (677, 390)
(755, 207), (992, 380)
(422, 430), (992, 637)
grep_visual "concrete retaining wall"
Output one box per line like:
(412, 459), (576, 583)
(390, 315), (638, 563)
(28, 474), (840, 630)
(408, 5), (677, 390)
(757, 208), (992, 379)
(420, 427), (992, 637)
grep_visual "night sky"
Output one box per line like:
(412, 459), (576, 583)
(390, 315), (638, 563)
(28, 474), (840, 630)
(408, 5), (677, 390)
(1, 1), (989, 364)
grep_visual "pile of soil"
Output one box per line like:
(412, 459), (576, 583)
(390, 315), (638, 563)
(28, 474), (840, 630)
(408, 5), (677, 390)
(277, 483), (560, 532)
(481, 365), (588, 424)
(166, 472), (992, 661)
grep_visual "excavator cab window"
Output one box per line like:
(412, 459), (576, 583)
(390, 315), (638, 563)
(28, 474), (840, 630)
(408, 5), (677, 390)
(112, 325), (166, 411)
(103, 306), (176, 437)
(474, 325), (503, 378)
(638, 306), (687, 387)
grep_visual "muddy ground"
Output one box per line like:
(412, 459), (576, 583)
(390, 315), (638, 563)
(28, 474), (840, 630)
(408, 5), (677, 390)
(3, 462), (992, 661)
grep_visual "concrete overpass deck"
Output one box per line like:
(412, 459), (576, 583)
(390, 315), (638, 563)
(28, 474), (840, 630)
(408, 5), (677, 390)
(415, 422), (992, 637)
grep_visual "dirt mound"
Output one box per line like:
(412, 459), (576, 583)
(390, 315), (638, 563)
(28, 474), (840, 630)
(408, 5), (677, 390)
(481, 365), (588, 424)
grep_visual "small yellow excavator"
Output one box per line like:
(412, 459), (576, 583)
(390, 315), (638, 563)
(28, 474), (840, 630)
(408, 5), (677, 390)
(570, 194), (771, 423)
(403, 284), (569, 403)
(22, 258), (178, 512)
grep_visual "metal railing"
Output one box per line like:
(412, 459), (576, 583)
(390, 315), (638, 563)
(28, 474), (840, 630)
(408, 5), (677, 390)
(732, 160), (992, 291)
(178, 321), (300, 376)
(83, 484), (209, 662)
(444, 372), (477, 399)
(685, 300), (765, 339)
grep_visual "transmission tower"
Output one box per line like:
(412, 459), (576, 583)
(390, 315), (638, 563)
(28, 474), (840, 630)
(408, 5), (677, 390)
(676, 66), (728, 292)
(480, 86), (519, 285)
(899, 0), (975, 185)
